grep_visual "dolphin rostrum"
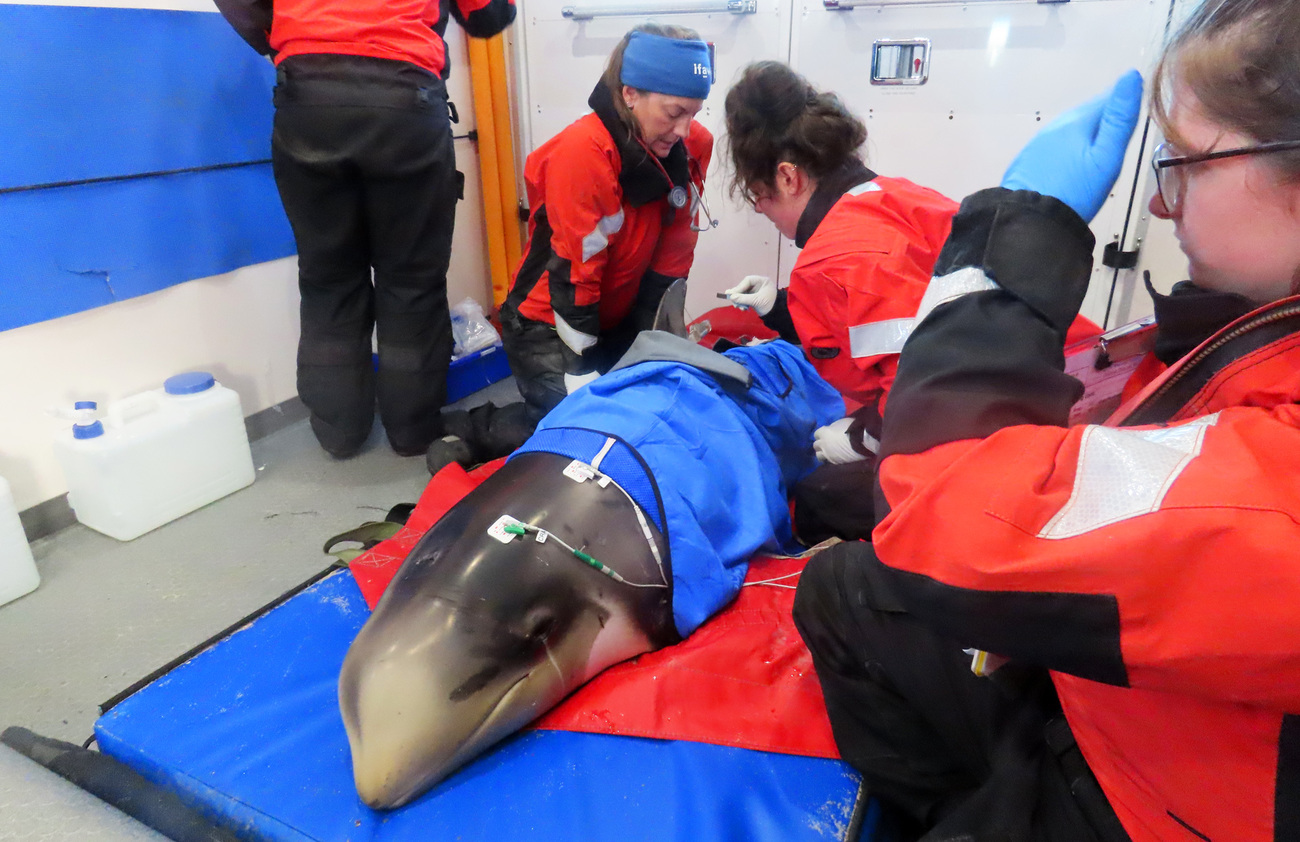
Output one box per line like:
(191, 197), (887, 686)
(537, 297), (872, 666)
(338, 451), (678, 809)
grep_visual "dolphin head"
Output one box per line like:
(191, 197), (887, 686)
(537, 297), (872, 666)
(339, 453), (675, 809)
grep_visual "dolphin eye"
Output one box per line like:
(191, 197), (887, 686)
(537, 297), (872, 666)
(525, 612), (557, 643)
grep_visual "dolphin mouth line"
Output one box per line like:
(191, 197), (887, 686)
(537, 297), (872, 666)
(443, 670), (535, 773)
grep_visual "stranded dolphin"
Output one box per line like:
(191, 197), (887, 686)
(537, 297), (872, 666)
(338, 450), (676, 808)
(339, 333), (843, 809)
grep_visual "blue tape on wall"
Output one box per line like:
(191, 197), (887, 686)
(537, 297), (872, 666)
(0, 5), (276, 189)
(0, 166), (293, 331)
(0, 5), (295, 332)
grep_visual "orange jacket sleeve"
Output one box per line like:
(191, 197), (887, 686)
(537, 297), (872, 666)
(537, 128), (626, 353)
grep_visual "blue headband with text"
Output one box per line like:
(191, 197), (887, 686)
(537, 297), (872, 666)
(619, 31), (713, 100)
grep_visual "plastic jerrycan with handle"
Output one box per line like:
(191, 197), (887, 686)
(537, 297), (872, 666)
(54, 372), (256, 541)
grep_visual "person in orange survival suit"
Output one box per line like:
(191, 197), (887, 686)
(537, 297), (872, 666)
(796, 0), (1300, 837)
(721, 61), (1098, 545)
(214, 0), (516, 460)
(424, 23), (715, 475)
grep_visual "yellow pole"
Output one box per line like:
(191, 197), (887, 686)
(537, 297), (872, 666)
(467, 37), (510, 308)
(486, 33), (524, 293)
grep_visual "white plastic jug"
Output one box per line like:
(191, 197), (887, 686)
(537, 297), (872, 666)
(53, 372), (256, 541)
(0, 475), (40, 608)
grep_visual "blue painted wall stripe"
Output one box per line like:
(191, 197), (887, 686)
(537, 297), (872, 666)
(0, 164), (295, 331)
(0, 5), (295, 332)
(0, 5), (276, 190)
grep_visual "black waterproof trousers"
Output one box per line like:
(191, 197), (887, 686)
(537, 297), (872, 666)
(791, 459), (879, 546)
(498, 301), (569, 426)
(498, 302), (648, 423)
(272, 54), (460, 457)
(793, 541), (1131, 842)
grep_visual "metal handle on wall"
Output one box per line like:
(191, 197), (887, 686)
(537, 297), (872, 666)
(562, 0), (756, 20)
(826, 0), (1066, 8)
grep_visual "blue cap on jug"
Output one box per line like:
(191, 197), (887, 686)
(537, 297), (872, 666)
(72, 401), (103, 439)
(164, 372), (215, 395)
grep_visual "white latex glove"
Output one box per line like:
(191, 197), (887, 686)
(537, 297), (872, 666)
(724, 275), (777, 317)
(813, 417), (879, 465)
(563, 370), (600, 394)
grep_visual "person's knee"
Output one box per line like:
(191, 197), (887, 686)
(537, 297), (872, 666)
(795, 541), (909, 667)
(794, 543), (869, 666)
(793, 548), (844, 629)
(516, 374), (565, 423)
(796, 540), (877, 615)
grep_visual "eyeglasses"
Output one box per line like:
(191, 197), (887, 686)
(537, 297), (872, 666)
(1151, 139), (1300, 213)
(743, 175), (784, 211)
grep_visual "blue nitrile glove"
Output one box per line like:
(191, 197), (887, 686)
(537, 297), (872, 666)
(1001, 69), (1144, 222)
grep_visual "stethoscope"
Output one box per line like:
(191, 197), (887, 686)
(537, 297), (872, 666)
(667, 155), (719, 233)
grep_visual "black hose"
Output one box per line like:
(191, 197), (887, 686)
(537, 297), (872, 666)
(1, 726), (246, 842)
(843, 778), (872, 841)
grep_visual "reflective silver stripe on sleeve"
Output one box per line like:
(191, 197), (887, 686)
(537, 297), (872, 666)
(848, 264), (994, 357)
(554, 311), (598, 355)
(848, 319), (915, 359)
(1038, 414), (1220, 540)
(915, 266), (999, 325)
(581, 209), (625, 263)
(847, 180), (881, 196)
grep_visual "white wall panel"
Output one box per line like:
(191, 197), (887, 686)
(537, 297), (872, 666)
(790, 0), (1176, 329)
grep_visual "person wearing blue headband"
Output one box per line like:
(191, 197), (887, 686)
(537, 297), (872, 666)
(426, 24), (716, 475)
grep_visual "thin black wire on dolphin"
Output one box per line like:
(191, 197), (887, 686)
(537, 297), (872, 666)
(338, 325), (844, 810)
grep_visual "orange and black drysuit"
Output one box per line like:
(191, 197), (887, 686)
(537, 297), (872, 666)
(214, 0), (515, 457)
(795, 187), (1300, 841)
(500, 81), (713, 422)
(751, 162), (953, 546)
(775, 168), (1099, 546)
(760, 160), (957, 419)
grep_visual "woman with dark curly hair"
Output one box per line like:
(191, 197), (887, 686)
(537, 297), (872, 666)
(722, 61), (957, 542)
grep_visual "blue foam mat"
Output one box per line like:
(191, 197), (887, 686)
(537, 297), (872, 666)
(95, 570), (868, 842)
